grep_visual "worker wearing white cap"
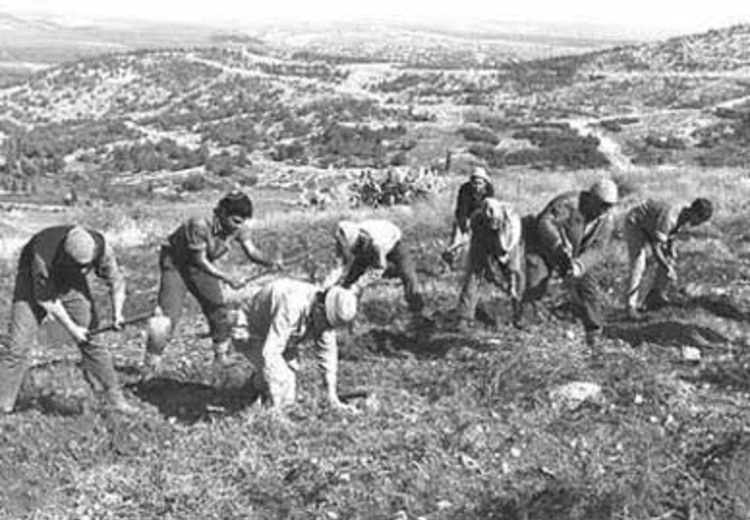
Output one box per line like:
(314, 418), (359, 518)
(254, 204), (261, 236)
(524, 178), (618, 355)
(0, 225), (136, 415)
(456, 198), (526, 330)
(326, 219), (426, 317)
(238, 278), (358, 411)
(443, 166), (496, 266)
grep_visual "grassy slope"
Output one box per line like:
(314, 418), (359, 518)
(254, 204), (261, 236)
(2, 166), (750, 519)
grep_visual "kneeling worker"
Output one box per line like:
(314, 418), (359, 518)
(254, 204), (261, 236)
(238, 278), (358, 411)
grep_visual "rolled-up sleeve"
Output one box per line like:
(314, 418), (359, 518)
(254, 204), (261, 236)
(653, 206), (681, 244)
(184, 217), (211, 254)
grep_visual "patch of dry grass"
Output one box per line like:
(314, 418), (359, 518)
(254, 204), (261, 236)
(3, 166), (750, 519)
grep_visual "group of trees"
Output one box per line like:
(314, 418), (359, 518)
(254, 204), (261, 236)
(0, 120), (140, 177)
(466, 124), (610, 170)
(109, 138), (249, 176)
(311, 123), (409, 168)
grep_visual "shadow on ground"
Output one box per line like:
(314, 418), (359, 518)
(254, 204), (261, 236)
(605, 319), (730, 349)
(129, 375), (257, 423)
(675, 294), (750, 322)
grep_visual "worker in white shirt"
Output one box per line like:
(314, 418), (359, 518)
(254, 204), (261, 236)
(326, 219), (426, 317)
(239, 278), (358, 411)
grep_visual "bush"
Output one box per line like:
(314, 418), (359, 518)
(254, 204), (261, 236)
(458, 126), (500, 145)
(468, 144), (506, 168)
(180, 174), (207, 192)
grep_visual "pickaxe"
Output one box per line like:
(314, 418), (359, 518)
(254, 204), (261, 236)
(89, 311), (154, 336)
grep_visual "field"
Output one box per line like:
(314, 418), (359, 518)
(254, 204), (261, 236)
(4, 14), (750, 520)
(2, 164), (750, 519)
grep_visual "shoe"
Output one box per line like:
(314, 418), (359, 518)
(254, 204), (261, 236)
(455, 318), (473, 334)
(644, 293), (670, 311)
(626, 307), (644, 321)
(105, 389), (139, 415)
(141, 353), (163, 381)
(511, 301), (524, 330)
(585, 329), (605, 365)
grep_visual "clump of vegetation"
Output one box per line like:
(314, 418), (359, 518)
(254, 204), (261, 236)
(347, 168), (443, 208)
(457, 125), (499, 145)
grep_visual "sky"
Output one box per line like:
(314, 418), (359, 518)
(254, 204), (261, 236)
(2, 0), (750, 37)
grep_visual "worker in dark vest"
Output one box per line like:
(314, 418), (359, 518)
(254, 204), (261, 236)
(0, 225), (136, 415)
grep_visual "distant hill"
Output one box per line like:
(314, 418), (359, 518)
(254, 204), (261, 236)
(3, 19), (750, 204)
(0, 12), (263, 84)
(577, 24), (750, 73)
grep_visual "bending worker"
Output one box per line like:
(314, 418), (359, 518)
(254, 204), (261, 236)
(144, 191), (281, 377)
(624, 197), (713, 319)
(456, 198), (525, 331)
(523, 178), (618, 354)
(239, 278), (358, 411)
(442, 166), (495, 266)
(0, 225), (136, 415)
(326, 218), (427, 319)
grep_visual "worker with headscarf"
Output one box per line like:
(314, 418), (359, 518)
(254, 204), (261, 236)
(456, 198), (525, 331)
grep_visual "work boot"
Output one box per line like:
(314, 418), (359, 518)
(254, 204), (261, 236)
(213, 341), (231, 368)
(585, 329), (604, 365)
(644, 292), (670, 311)
(105, 389), (139, 415)
(141, 353), (163, 381)
(210, 341), (231, 387)
(455, 318), (473, 334)
(511, 300), (525, 330)
(626, 306), (644, 321)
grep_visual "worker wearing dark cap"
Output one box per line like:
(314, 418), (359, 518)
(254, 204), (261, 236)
(0, 225), (135, 414)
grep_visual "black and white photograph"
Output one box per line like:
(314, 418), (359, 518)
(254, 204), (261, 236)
(2, 0), (750, 518)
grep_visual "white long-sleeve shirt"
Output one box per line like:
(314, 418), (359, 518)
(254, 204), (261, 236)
(325, 219), (403, 287)
(240, 279), (339, 404)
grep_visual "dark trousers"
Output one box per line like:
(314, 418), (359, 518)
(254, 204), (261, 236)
(344, 241), (425, 314)
(154, 246), (232, 353)
(524, 252), (604, 333)
(457, 243), (524, 323)
(0, 267), (119, 412)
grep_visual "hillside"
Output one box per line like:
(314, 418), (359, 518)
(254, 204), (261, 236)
(2, 23), (750, 205)
(4, 19), (750, 520)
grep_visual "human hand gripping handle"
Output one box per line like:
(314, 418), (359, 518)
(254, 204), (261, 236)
(554, 246), (574, 277)
(69, 323), (91, 344)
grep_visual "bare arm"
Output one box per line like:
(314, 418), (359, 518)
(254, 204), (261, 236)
(39, 300), (89, 344)
(95, 243), (126, 327)
(313, 329), (355, 411)
(193, 249), (240, 287)
(651, 239), (676, 277)
(238, 236), (278, 268)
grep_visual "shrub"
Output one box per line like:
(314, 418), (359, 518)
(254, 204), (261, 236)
(458, 126), (500, 145)
(180, 174), (207, 192)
